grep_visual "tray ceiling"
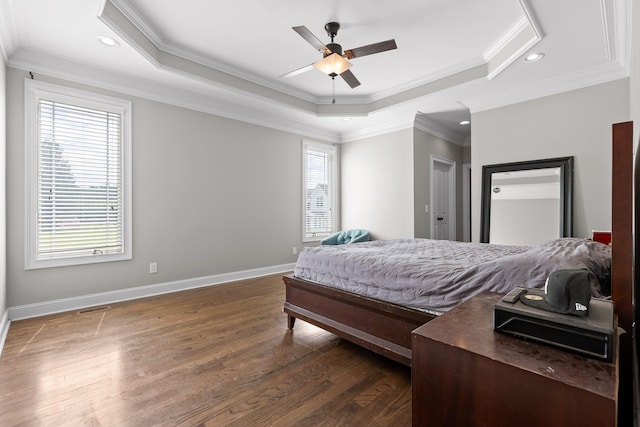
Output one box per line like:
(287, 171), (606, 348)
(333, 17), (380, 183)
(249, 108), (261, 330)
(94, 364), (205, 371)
(0, 0), (630, 142)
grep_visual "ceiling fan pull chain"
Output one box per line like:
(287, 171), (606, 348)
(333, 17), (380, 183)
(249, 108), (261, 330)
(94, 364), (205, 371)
(332, 76), (336, 104)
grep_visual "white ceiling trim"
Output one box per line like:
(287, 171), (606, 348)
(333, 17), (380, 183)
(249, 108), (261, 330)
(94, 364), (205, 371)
(598, 0), (632, 66)
(600, 0), (614, 61)
(101, 0), (490, 116)
(12, 41), (627, 144)
(8, 48), (342, 142)
(107, 0), (324, 105)
(613, 0), (632, 68)
(464, 0), (631, 113)
(485, 19), (540, 80)
(462, 59), (629, 113)
(98, 0), (318, 114)
(340, 116), (416, 143)
(1, 0), (630, 145)
(414, 115), (467, 146)
(108, 0), (500, 108)
(483, 16), (530, 61)
(0, 0), (19, 61)
(102, 0), (164, 48)
(99, 0), (551, 119)
(361, 56), (487, 104)
(484, 0), (542, 80)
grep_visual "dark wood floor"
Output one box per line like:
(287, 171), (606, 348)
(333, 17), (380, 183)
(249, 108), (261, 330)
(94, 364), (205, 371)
(0, 274), (411, 426)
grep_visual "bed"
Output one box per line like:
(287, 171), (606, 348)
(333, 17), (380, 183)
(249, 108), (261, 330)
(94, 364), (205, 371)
(292, 237), (611, 313)
(284, 237), (611, 365)
(283, 122), (634, 376)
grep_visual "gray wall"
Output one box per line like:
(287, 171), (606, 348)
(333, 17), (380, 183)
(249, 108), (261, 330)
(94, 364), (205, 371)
(340, 126), (464, 241)
(413, 128), (464, 240)
(471, 79), (630, 242)
(462, 146), (471, 164)
(341, 128), (414, 240)
(0, 55), (6, 321)
(2, 61), (635, 309)
(6, 68), (320, 307)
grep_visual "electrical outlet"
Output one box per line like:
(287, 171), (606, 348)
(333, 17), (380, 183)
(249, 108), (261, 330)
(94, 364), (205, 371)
(292, 247), (297, 255)
(149, 262), (158, 274)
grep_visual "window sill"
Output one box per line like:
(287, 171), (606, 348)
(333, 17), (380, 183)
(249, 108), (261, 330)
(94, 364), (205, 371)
(25, 253), (132, 270)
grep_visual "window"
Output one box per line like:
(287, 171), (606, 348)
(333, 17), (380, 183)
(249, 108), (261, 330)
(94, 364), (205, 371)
(25, 80), (132, 269)
(302, 140), (337, 241)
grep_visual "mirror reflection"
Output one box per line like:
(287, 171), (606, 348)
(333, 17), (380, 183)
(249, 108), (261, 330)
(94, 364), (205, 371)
(480, 157), (573, 245)
(489, 167), (560, 245)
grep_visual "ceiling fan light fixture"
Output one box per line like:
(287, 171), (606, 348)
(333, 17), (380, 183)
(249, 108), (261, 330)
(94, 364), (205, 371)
(313, 53), (351, 75)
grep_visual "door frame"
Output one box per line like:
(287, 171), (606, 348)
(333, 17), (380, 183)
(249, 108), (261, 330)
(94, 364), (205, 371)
(462, 163), (471, 242)
(430, 155), (456, 240)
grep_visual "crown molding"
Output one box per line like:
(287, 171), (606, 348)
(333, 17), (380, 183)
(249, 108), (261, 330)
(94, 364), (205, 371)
(612, 0), (631, 69)
(105, 0), (165, 47)
(8, 48), (341, 142)
(368, 56), (487, 103)
(463, 59), (629, 113)
(600, 0), (614, 61)
(340, 115), (415, 143)
(99, 0), (320, 113)
(99, 0), (492, 116)
(100, 0), (548, 117)
(107, 0), (548, 108)
(108, 0), (304, 100)
(598, 0), (631, 66)
(6, 0), (629, 144)
(0, 0), (19, 62)
(8, 48), (433, 143)
(414, 115), (467, 146)
(484, 0), (542, 80)
(464, 0), (629, 112)
(109, 0), (490, 108)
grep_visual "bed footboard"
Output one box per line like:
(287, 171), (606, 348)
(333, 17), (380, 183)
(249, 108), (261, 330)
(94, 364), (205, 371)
(283, 274), (435, 366)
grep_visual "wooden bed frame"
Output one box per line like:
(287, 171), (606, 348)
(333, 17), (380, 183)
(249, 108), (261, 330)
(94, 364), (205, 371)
(284, 122), (634, 376)
(283, 275), (435, 365)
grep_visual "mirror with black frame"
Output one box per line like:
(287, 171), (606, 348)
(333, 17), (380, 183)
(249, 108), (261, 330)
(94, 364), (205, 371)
(480, 157), (573, 245)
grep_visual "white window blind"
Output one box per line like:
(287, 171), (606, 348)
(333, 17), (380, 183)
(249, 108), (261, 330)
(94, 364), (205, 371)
(37, 100), (123, 259)
(26, 80), (132, 269)
(303, 141), (337, 240)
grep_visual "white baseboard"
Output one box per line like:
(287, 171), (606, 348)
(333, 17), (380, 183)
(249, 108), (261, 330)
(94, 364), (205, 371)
(8, 263), (295, 321)
(0, 309), (10, 357)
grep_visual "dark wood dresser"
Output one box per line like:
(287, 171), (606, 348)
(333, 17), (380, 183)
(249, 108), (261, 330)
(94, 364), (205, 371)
(411, 292), (618, 427)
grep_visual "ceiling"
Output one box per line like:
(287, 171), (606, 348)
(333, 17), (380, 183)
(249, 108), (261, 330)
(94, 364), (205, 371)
(0, 0), (631, 143)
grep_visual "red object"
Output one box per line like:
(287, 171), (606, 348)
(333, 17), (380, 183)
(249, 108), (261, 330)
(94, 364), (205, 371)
(592, 231), (612, 245)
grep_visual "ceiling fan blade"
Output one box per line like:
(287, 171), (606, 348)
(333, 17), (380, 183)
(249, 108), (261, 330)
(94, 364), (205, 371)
(340, 69), (361, 88)
(292, 26), (330, 54)
(280, 63), (314, 78)
(344, 39), (397, 59)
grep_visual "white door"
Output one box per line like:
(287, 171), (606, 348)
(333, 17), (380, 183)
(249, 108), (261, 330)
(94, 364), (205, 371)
(431, 157), (456, 240)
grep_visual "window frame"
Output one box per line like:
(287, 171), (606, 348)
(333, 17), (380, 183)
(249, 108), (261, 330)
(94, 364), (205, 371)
(302, 140), (338, 242)
(25, 79), (132, 269)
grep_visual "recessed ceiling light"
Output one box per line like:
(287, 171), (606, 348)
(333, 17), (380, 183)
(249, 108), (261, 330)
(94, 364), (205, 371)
(459, 120), (470, 125)
(524, 52), (544, 62)
(97, 36), (120, 48)
(343, 117), (352, 121)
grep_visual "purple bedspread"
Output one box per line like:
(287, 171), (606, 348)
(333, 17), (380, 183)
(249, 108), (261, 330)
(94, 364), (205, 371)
(293, 238), (611, 313)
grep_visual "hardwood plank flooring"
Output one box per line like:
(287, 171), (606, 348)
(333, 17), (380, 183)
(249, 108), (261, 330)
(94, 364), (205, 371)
(0, 274), (411, 426)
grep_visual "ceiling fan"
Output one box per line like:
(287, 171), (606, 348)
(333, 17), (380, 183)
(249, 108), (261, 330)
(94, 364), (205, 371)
(281, 22), (397, 90)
